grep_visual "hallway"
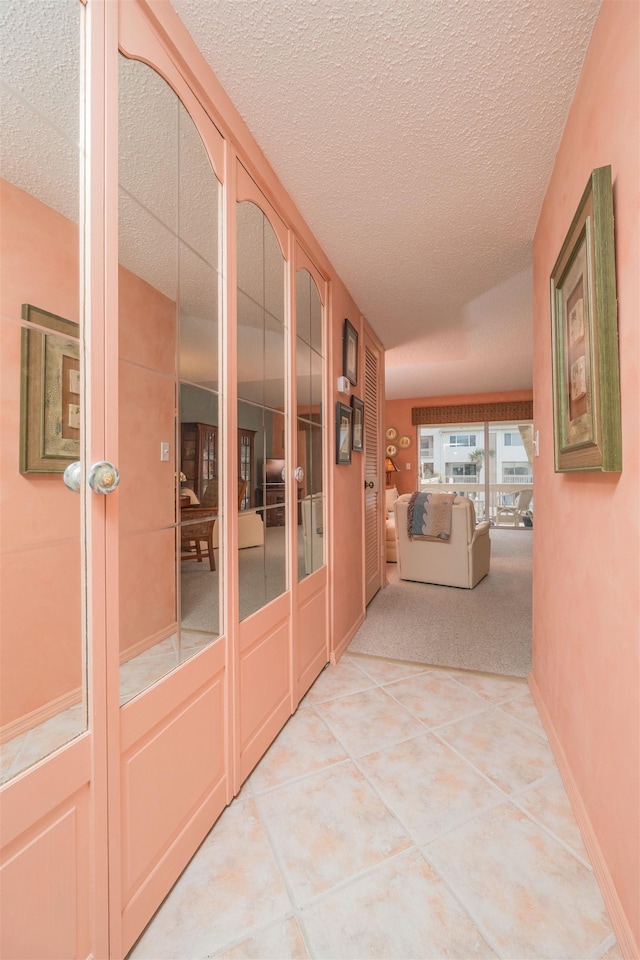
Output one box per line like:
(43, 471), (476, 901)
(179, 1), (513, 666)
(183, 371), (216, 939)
(130, 654), (619, 959)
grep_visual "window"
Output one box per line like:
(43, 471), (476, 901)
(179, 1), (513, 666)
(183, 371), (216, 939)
(445, 462), (477, 482)
(503, 432), (523, 446)
(420, 435), (434, 456)
(503, 462), (533, 483)
(448, 434), (476, 447)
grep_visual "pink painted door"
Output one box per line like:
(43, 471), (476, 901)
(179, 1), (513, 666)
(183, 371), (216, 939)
(114, 8), (230, 953)
(0, 2), (106, 956)
(234, 175), (294, 784)
(1, 4), (332, 955)
(294, 253), (330, 700)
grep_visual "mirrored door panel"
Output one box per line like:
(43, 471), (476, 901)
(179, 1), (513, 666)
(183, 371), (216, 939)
(295, 268), (325, 580)
(118, 54), (222, 704)
(0, 0), (87, 783)
(236, 201), (287, 620)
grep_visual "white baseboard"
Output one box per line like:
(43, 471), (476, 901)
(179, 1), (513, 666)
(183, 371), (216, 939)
(529, 673), (639, 960)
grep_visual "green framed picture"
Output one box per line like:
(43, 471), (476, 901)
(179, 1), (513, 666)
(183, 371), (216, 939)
(20, 304), (80, 473)
(550, 165), (621, 473)
(336, 401), (352, 464)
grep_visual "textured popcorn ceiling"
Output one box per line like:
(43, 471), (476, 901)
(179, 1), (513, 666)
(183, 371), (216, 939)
(1, 0), (602, 400)
(173, 0), (602, 398)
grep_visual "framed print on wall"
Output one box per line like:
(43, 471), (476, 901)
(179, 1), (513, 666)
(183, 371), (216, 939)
(343, 318), (358, 385)
(550, 165), (621, 473)
(336, 401), (353, 464)
(351, 396), (364, 452)
(20, 303), (81, 473)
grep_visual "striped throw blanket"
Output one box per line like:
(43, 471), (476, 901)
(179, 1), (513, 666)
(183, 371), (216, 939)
(407, 491), (456, 542)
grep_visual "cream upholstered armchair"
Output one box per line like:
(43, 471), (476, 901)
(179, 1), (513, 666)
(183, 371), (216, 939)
(393, 494), (491, 588)
(385, 486), (399, 562)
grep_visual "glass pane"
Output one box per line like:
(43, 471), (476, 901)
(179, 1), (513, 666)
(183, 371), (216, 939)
(310, 348), (323, 413)
(118, 55), (221, 704)
(237, 288), (264, 405)
(418, 421), (485, 515)
(296, 338), (312, 411)
(237, 202), (287, 620)
(178, 241), (219, 390)
(179, 387), (221, 645)
(295, 269), (324, 581)
(0, 0), (86, 783)
(265, 311), (285, 411)
(492, 420), (534, 525)
(418, 420), (534, 525)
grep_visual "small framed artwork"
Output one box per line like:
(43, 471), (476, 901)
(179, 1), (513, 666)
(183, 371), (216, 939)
(351, 396), (364, 452)
(385, 426), (398, 441)
(550, 165), (621, 472)
(336, 401), (353, 464)
(343, 318), (358, 385)
(20, 304), (81, 473)
(385, 443), (398, 458)
(398, 434), (412, 449)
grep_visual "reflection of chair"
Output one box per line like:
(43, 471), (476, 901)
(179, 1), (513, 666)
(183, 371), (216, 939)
(495, 489), (533, 527)
(385, 486), (399, 562)
(201, 479), (248, 511)
(181, 507), (216, 570)
(201, 481), (219, 511)
(394, 494), (491, 588)
(301, 494), (324, 574)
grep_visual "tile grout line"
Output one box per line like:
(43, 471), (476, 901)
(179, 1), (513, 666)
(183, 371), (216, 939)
(510, 795), (595, 872)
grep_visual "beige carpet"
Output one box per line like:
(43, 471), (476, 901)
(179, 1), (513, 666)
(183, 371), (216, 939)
(348, 529), (532, 678)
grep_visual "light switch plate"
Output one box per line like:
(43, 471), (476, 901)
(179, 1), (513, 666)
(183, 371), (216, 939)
(160, 442), (170, 461)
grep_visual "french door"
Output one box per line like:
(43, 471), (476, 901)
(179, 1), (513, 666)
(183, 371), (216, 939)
(0, 2), (329, 956)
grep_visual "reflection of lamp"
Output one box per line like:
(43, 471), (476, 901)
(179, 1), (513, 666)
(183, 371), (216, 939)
(385, 456), (400, 486)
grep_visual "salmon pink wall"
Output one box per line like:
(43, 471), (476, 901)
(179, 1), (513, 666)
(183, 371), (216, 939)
(331, 296), (367, 652)
(531, 2), (639, 954)
(385, 390), (534, 495)
(0, 179), (82, 730)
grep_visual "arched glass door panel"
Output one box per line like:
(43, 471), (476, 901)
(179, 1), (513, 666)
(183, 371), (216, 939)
(236, 201), (287, 620)
(296, 268), (325, 580)
(118, 54), (222, 704)
(0, 0), (86, 782)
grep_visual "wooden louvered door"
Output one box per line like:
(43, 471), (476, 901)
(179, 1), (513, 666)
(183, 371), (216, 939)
(363, 332), (384, 604)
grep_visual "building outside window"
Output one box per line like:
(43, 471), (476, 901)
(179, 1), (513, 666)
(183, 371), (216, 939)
(420, 434), (435, 478)
(503, 432), (523, 446)
(447, 434), (476, 447)
(503, 462), (533, 483)
(445, 463), (477, 482)
(417, 422), (534, 521)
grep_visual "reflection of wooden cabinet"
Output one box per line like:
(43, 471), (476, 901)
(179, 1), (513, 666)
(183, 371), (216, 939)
(264, 486), (304, 526)
(180, 422), (218, 501)
(181, 422), (256, 507)
(265, 484), (286, 526)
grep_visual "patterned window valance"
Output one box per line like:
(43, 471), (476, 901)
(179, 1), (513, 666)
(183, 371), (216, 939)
(411, 401), (533, 425)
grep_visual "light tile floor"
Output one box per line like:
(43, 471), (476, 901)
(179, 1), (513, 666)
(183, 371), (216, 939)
(129, 652), (620, 960)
